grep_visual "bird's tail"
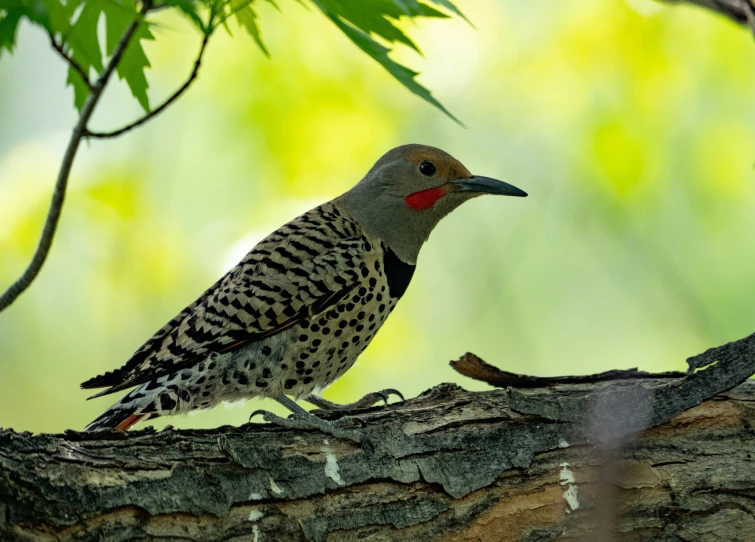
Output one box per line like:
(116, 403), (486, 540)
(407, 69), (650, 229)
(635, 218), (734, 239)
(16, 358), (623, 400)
(85, 408), (154, 432)
(85, 385), (160, 432)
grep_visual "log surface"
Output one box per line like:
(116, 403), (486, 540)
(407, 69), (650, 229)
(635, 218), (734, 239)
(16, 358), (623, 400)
(2, 378), (754, 542)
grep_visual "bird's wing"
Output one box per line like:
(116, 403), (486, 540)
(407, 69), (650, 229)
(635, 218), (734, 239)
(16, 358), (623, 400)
(79, 275), (226, 392)
(81, 205), (370, 397)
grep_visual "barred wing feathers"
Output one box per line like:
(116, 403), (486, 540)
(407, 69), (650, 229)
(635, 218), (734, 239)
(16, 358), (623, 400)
(81, 204), (368, 398)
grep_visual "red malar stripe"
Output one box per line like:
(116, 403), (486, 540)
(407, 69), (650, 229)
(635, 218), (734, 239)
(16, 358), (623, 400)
(405, 186), (447, 211)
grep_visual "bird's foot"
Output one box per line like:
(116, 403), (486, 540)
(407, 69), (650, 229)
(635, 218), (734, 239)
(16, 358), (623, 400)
(248, 408), (371, 447)
(304, 388), (404, 413)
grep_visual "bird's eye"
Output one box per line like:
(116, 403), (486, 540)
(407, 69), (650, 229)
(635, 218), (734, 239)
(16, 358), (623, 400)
(419, 161), (436, 176)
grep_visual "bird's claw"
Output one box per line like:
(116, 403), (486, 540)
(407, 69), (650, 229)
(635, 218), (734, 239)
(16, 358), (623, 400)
(378, 388), (405, 405)
(306, 388), (406, 413)
(249, 409), (297, 423)
(248, 406), (371, 448)
(348, 388), (404, 409)
(248, 409), (269, 423)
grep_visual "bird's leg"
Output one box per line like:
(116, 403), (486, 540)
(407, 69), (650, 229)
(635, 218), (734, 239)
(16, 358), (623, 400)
(248, 394), (371, 446)
(304, 388), (404, 412)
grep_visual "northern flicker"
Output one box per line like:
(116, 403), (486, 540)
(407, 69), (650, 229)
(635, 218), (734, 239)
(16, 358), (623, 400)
(82, 144), (527, 441)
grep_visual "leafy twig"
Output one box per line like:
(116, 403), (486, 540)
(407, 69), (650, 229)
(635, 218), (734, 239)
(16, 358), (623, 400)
(47, 32), (94, 92)
(84, 31), (210, 139)
(0, 4), (151, 313)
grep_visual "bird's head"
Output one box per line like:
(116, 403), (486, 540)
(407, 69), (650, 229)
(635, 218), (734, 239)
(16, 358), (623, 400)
(339, 144), (527, 263)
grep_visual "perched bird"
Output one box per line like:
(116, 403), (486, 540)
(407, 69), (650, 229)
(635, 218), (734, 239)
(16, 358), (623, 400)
(83, 144), (527, 440)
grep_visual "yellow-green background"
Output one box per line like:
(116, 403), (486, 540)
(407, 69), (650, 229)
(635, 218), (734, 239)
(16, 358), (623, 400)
(1, 0), (754, 433)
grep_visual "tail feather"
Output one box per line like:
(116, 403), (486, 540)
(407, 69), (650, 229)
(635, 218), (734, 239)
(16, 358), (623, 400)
(85, 379), (175, 431)
(81, 367), (126, 390)
(85, 375), (188, 431)
(114, 414), (148, 431)
(86, 402), (155, 432)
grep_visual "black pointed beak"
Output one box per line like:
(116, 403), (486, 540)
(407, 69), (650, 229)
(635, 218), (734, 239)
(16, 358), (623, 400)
(451, 176), (528, 197)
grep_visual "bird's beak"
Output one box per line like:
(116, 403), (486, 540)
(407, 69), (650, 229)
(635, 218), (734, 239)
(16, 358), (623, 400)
(451, 176), (528, 198)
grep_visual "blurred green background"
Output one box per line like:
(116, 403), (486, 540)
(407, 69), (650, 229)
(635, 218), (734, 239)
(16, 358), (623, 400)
(1, 0), (754, 434)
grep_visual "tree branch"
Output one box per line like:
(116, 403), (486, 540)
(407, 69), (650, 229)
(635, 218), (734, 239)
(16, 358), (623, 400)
(84, 31), (211, 139)
(47, 32), (94, 92)
(1, 333), (754, 540)
(451, 353), (685, 387)
(0, 4), (151, 313)
(1, 383), (753, 540)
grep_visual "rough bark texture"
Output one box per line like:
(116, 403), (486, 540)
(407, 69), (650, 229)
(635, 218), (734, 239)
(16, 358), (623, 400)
(2, 365), (754, 541)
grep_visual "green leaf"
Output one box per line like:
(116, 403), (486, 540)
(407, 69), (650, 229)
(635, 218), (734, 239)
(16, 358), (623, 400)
(26, 0), (85, 35)
(118, 22), (153, 112)
(0, 9), (22, 55)
(388, 0), (448, 19)
(66, 63), (90, 110)
(0, 0), (83, 53)
(5, 0), (91, 111)
(310, 0), (465, 122)
(99, 0), (141, 19)
(104, 3), (153, 112)
(53, 0), (152, 112)
(66, 0), (104, 71)
(44, 0), (83, 37)
(331, 16), (458, 123)
(103, 0), (134, 55)
(59, 0), (107, 111)
(231, 0), (268, 56)
(427, 0), (470, 25)
(163, 0), (205, 32)
(313, 0), (444, 55)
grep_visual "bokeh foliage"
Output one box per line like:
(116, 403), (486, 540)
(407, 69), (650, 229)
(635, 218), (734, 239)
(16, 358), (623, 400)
(1, 0), (754, 434)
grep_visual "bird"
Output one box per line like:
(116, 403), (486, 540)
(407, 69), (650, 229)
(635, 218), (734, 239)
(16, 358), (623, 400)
(82, 144), (527, 441)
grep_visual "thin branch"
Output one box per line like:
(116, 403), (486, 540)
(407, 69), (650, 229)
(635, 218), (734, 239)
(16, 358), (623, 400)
(84, 31), (211, 139)
(47, 32), (94, 91)
(0, 4), (152, 313)
(450, 352), (685, 388)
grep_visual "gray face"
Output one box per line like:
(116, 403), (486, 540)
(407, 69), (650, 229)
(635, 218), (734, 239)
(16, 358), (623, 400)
(338, 144), (527, 263)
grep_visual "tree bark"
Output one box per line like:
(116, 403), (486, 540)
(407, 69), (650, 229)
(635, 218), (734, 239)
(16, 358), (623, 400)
(2, 329), (755, 542)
